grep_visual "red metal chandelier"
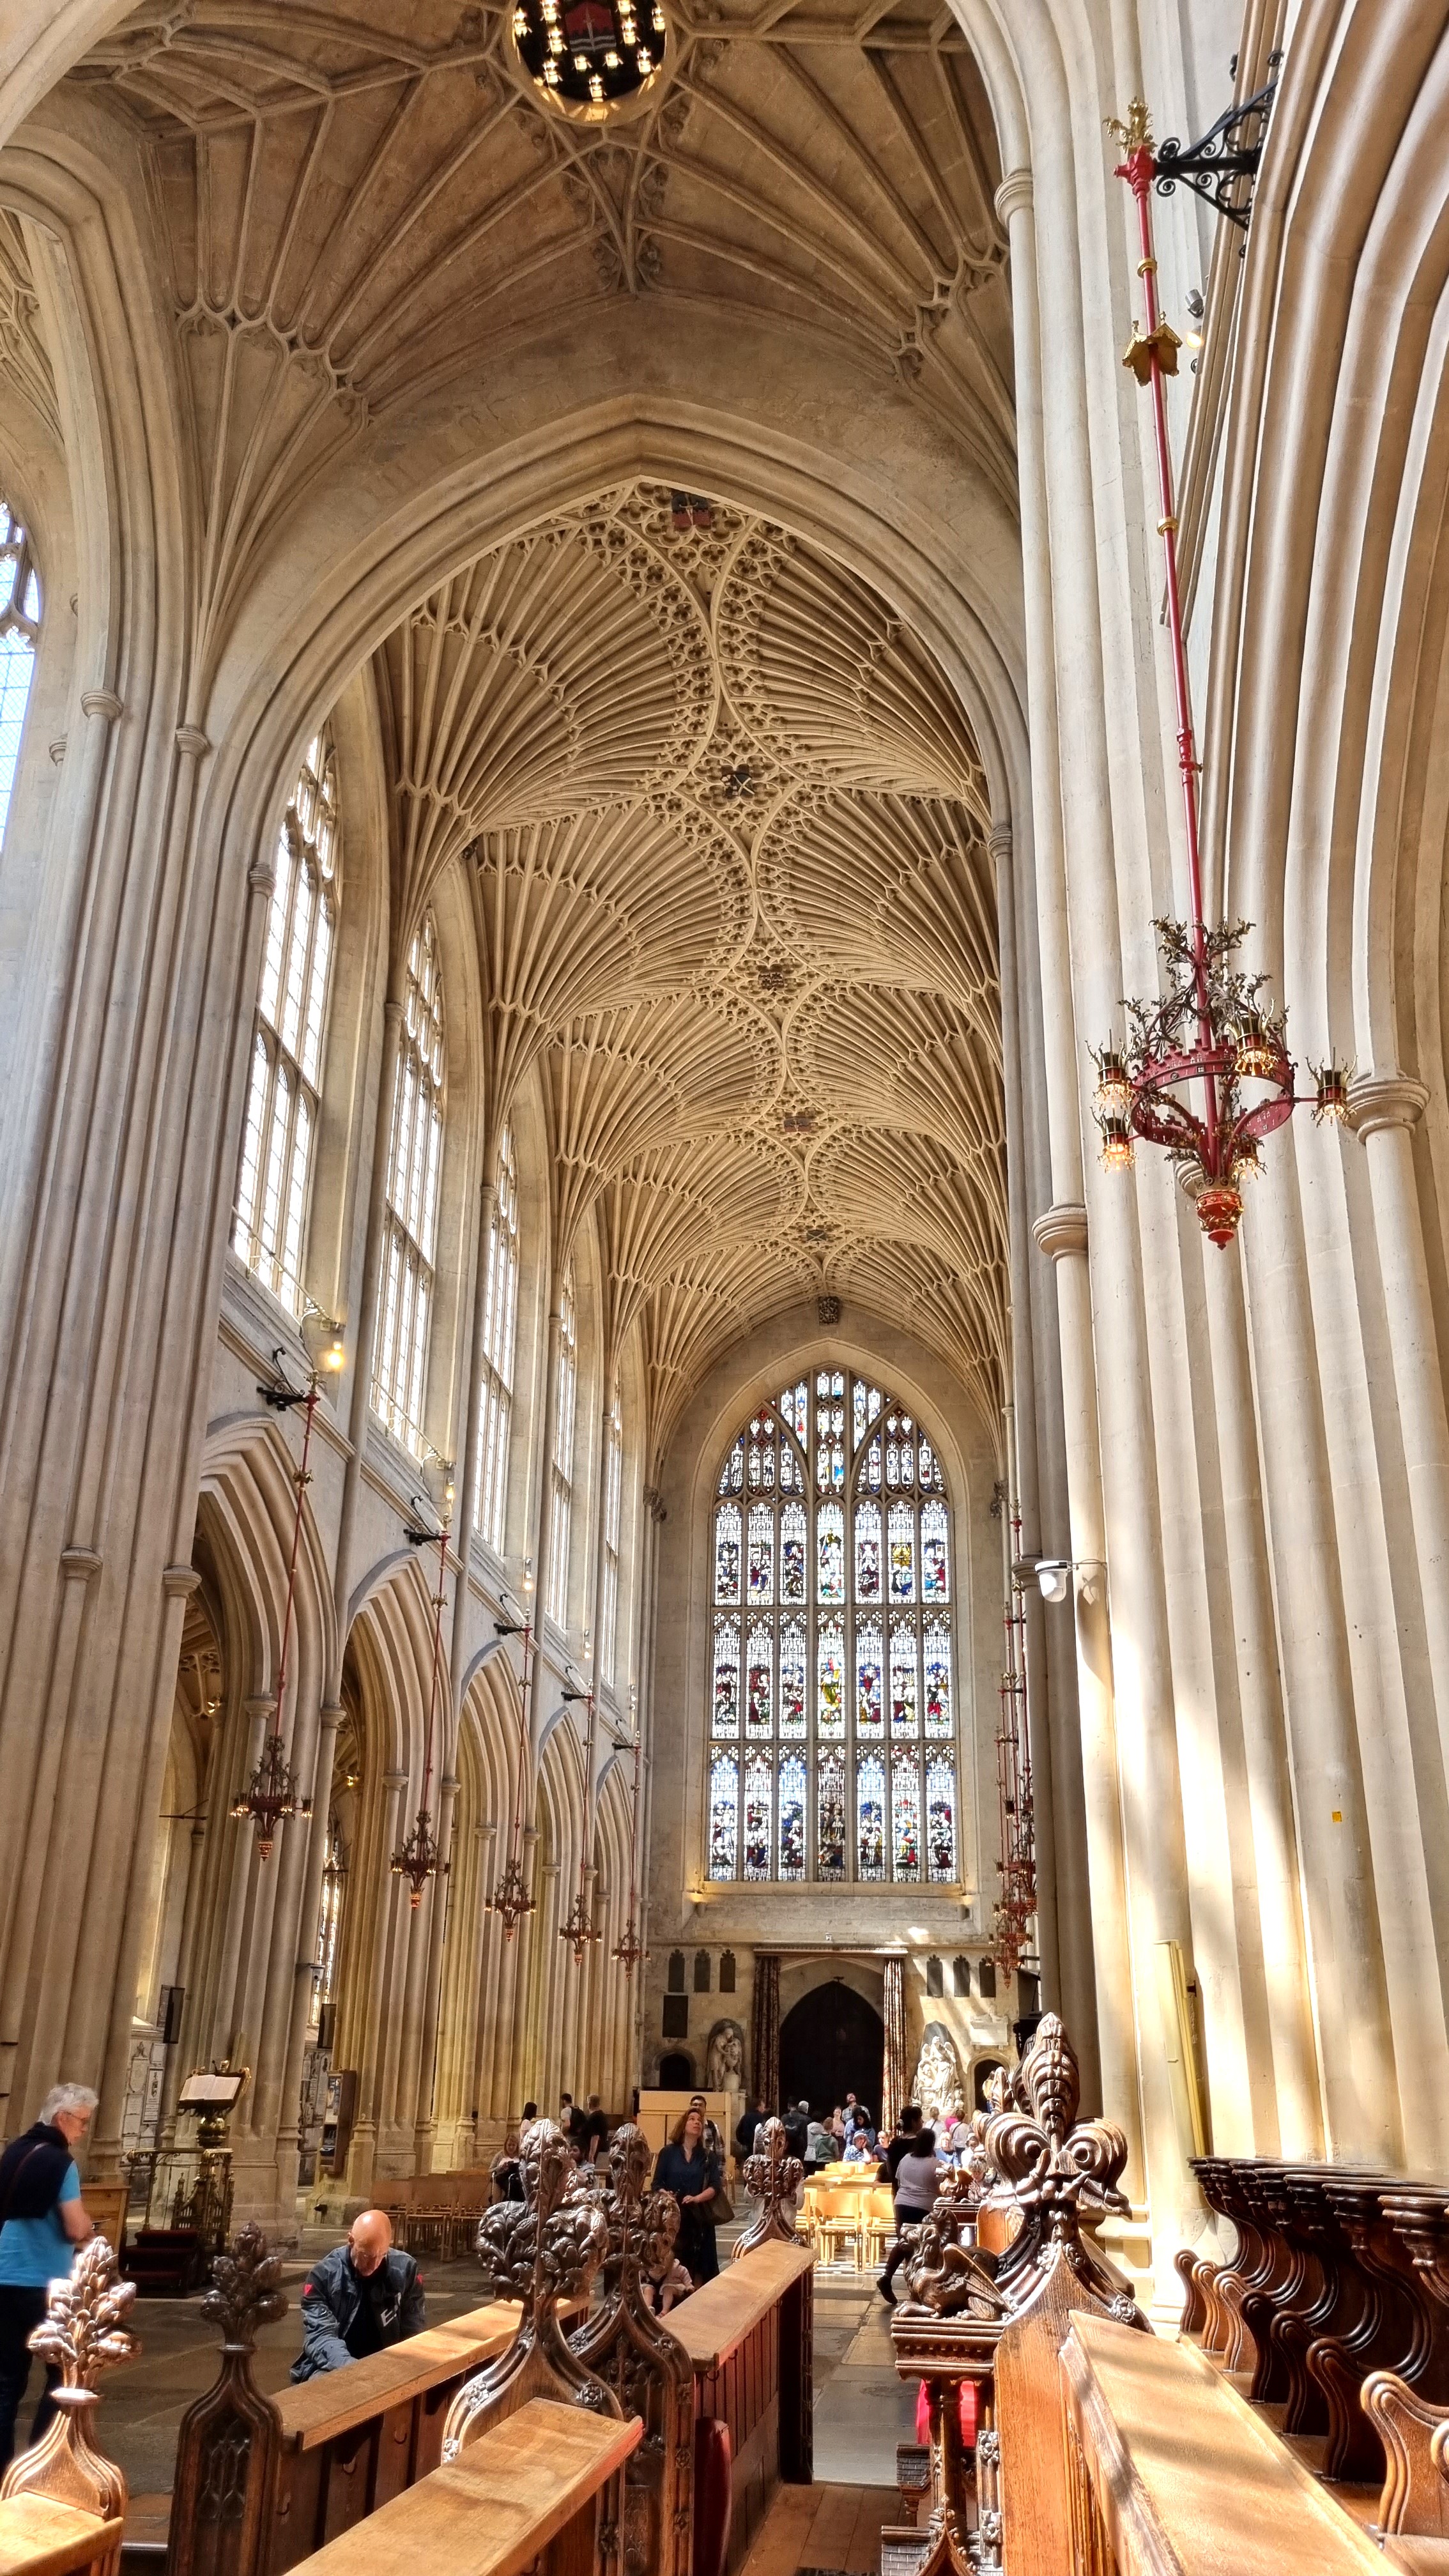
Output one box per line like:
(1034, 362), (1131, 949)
(391, 1455), (456, 1910)
(1093, 102), (1349, 1249)
(486, 1561), (539, 1942)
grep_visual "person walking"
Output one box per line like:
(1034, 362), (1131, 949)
(733, 2097), (761, 2170)
(878, 2113), (937, 2306)
(652, 2106), (721, 2287)
(0, 2083), (97, 2469)
(804, 2113), (833, 2172)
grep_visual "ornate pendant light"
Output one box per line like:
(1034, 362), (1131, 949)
(391, 1455), (455, 1910)
(559, 1663), (604, 1965)
(232, 1310), (344, 1857)
(611, 1724), (647, 1978)
(1093, 102), (1349, 1248)
(509, 0), (668, 121)
(486, 1561), (539, 1942)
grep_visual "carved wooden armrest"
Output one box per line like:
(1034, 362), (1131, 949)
(1361, 2372), (1449, 2537)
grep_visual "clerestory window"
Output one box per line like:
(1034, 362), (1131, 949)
(233, 733), (339, 1314)
(475, 1125), (519, 1553)
(707, 1372), (958, 1887)
(0, 498), (39, 849)
(546, 1260), (578, 1625)
(599, 1387), (623, 1687)
(372, 912), (445, 1454)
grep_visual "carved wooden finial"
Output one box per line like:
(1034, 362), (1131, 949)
(984, 2014), (1140, 2317)
(733, 2115), (804, 2260)
(567, 2124), (694, 2576)
(444, 2120), (617, 2456)
(0, 2237), (137, 2520)
(201, 2220), (288, 2350)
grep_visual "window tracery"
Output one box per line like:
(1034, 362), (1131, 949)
(0, 499), (38, 849)
(233, 732), (339, 1314)
(707, 1374), (957, 1884)
(372, 912), (445, 1453)
(600, 1386), (623, 1686)
(475, 1126), (519, 1552)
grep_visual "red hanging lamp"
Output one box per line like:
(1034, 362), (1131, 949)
(611, 1721), (647, 1979)
(232, 1309), (344, 1858)
(558, 1659), (603, 1965)
(1093, 101), (1349, 1248)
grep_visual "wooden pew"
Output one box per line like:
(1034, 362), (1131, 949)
(1059, 2310), (1388, 2574)
(668, 2242), (814, 2573)
(0, 2495), (125, 2576)
(279, 2397), (640, 2576)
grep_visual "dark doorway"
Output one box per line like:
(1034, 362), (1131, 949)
(659, 2050), (694, 2088)
(778, 1979), (884, 2122)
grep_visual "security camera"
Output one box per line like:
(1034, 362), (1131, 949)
(1034, 1560), (1073, 1605)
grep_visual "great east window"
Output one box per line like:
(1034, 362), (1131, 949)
(707, 1372), (958, 1887)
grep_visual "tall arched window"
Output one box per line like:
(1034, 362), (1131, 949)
(233, 733), (339, 1314)
(0, 498), (39, 848)
(707, 1372), (957, 1886)
(600, 1387), (623, 1687)
(372, 912), (445, 1453)
(475, 1125), (519, 1552)
(546, 1261), (578, 1625)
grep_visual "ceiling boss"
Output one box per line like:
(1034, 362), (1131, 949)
(510, 0), (670, 119)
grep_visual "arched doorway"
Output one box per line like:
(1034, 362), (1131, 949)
(778, 1981), (884, 2122)
(659, 2051), (694, 2089)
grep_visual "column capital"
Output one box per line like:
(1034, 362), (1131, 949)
(995, 167), (1034, 225)
(1348, 1070), (1429, 1139)
(80, 689), (123, 722)
(174, 725), (211, 760)
(162, 1561), (201, 1598)
(988, 820), (1013, 864)
(1032, 1201), (1088, 1261)
(60, 1545), (103, 1584)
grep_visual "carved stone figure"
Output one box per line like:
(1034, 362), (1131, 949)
(911, 2021), (966, 2125)
(704, 2019), (744, 2094)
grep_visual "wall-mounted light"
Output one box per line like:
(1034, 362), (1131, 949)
(1034, 1559), (1073, 1605)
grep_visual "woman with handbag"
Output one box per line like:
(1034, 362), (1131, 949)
(652, 2105), (722, 2286)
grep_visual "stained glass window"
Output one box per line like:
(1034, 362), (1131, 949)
(600, 1386), (624, 1685)
(705, 1374), (957, 1882)
(546, 1261), (578, 1623)
(0, 498), (39, 850)
(234, 731), (339, 1315)
(475, 1127), (519, 1552)
(372, 911), (445, 1452)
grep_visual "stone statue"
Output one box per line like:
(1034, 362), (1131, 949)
(705, 2018), (744, 2094)
(911, 2020), (966, 2125)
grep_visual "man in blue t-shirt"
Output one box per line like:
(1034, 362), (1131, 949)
(0, 2082), (98, 2467)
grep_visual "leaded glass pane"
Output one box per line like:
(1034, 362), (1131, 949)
(779, 1756), (806, 1878)
(924, 1625), (953, 1735)
(747, 1502), (774, 1605)
(743, 1758), (772, 1880)
(779, 1622), (806, 1735)
(857, 1754), (885, 1880)
(709, 1752), (738, 1879)
(922, 1498), (949, 1601)
(889, 1500), (916, 1602)
(926, 1756), (956, 1880)
(893, 1752), (921, 1878)
(712, 1618), (740, 1736)
(854, 1499), (881, 1604)
(719, 1439), (744, 1494)
(818, 1751), (846, 1879)
(818, 1619), (845, 1738)
(781, 1501), (806, 1602)
(817, 1502), (844, 1602)
(890, 1624), (918, 1736)
(746, 1625), (773, 1735)
(855, 1618), (883, 1738)
(715, 1503), (741, 1604)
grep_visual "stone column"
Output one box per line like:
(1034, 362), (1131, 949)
(881, 1953), (907, 2138)
(349, 1768), (407, 2196)
(750, 1954), (779, 2114)
(411, 1773), (458, 2169)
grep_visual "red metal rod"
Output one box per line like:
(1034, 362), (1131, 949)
(273, 1383), (318, 1733)
(418, 1522), (448, 1820)
(1119, 137), (1220, 1165)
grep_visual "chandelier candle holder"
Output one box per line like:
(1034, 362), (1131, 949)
(611, 1726), (647, 1979)
(392, 1455), (456, 1909)
(486, 1560), (539, 1942)
(232, 1310), (344, 1857)
(1094, 102), (1349, 1248)
(559, 1659), (603, 1965)
(509, 0), (668, 121)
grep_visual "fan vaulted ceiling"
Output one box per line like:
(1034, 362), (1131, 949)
(58, 3), (1013, 1453)
(374, 480), (1008, 1446)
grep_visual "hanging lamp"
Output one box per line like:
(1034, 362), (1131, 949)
(391, 1453), (456, 1910)
(558, 1658), (604, 1965)
(509, 0), (668, 121)
(611, 1721), (647, 1978)
(1092, 101), (1349, 1248)
(486, 1560), (539, 1941)
(232, 1308), (344, 1857)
